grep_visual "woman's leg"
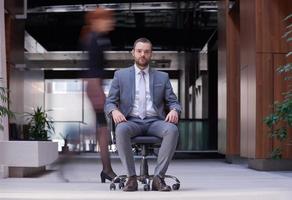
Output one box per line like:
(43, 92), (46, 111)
(96, 125), (116, 176)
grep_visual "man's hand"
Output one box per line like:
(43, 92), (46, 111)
(112, 109), (127, 124)
(165, 109), (179, 124)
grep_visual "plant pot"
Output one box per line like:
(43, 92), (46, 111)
(248, 158), (292, 171)
(0, 141), (58, 177)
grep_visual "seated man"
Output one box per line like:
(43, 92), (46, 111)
(105, 38), (181, 192)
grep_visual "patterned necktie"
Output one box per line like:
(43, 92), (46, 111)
(138, 71), (146, 119)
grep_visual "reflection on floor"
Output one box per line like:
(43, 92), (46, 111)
(1, 154), (292, 200)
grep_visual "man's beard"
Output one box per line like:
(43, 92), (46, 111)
(136, 57), (149, 67)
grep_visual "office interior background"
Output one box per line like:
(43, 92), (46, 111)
(0, 0), (292, 178)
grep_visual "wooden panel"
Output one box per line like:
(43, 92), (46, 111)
(240, 66), (248, 156)
(217, 0), (241, 156)
(255, 53), (274, 158)
(253, 0), (292, 159)
(240, 0), (256, 71)
(226, 0), (240, 155)
(256, 0), (291, 53)
(240, 0), (257, 158)
(219, 0), (291, 158)
(241, 65), (257, 158)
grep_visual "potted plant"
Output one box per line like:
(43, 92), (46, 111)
(58, 132), (69, 153)
(4, 106), (58, 177)
(24, 106), (54, 141)
(1, 103), (58, 177)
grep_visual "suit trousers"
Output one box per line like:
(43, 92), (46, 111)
(115, 116), (179, 177)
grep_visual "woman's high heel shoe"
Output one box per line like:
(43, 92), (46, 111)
(100, 171), (120, 183)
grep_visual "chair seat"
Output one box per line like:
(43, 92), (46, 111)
(131, 136), (162, 144)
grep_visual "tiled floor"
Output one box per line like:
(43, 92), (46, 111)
(0, 154), (292, 200)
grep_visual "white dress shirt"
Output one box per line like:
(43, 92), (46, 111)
(130, 65), (158, 118)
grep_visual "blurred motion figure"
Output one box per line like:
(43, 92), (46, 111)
(80, 7), (117, 183)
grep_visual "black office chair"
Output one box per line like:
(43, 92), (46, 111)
(109, 118), (180, 191)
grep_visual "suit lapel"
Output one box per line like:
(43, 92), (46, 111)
(129, 66), (135, 103)
(149, 68), (154, 102)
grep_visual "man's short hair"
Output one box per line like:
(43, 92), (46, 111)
(133, 38), (152, 49)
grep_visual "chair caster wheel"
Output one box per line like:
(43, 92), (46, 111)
(110, 183), (116, 190)
(172, 183), (180, 190)
(119, 182), (125, 189)
(143, 184), (150, 191)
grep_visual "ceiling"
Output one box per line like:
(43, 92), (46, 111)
(25, 0), (218, 51)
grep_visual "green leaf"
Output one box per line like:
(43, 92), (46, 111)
(25, 106), (54, 140)
(264, 114), (279, 127)
(284, 14), (292, 21)
(284, 76), (292, 81)
(277, 127), (288, 141)
(282, 30), (292, 38)
(271, 147), (282, 160)
(277, 63), (292, 73)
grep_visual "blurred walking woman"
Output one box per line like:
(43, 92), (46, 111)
(80, 8), (117, 183)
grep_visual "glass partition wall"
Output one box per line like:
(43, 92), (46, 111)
(45, 79), (86, 152)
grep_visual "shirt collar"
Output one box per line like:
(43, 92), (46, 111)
(134, 64), (149, 75)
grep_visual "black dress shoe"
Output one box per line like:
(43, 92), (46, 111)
(152, 176), (171, 192)
(123, 176), (138, 192)
(100, 171), (120, 183)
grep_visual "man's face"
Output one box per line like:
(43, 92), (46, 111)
(132, 42), (152, 69)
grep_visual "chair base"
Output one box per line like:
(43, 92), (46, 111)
(109, 174), (180, 191)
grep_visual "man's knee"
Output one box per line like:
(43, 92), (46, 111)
(165, 123), (179, 139)
(115, 122), (131, 139)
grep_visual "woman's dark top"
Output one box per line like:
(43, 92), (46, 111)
(83, 32), (111, 78)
